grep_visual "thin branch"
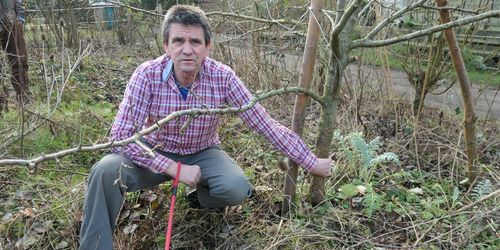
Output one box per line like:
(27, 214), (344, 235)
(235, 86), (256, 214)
(351, 10), (500, 48)
(455, 189), (500, 213)
(365, 0), (428, 40)
(109, 0), (300, 26)
(206, 11), (300, 26)
(0, 87), (323, 167)
(332, 0), (364, 38)
(420, 5), (479, 14)
(218, 25), (273, 43)
(108, 0), (161, 17)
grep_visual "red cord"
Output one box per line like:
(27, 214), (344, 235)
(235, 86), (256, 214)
(165, 162), (182, 250)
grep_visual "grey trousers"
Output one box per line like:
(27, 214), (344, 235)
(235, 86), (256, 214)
(79, 146), (251, 250)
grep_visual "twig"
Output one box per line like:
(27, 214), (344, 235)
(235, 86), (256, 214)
(108, 0), (161, 17)
(455, 189), (500, 213)
(109, 0), (301, 26)
(419, 5), (479, 14)
(206, 11), (300, 26)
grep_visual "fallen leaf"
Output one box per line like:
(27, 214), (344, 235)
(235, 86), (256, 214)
(15, 234), (40, 248)
(339, 184), (359, 198)
(357, 185), (367, 195)
(123, 224), (139, 235)
(20, 207), (36, 218)
(409, 187), (423, 195)
(55, 241), (69, 249)
(119, 209), (131, 220)
(145, 193), (157, 203)
(2, 213), (13, 222)
(32, 221), (51, 234)
(254, 185), (273, 192)
(15, 191), (33, 201)
(129, 211), (140, 222)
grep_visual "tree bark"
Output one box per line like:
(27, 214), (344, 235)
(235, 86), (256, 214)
(65, 0), (79, 48)
(282, 0), (323, 216)
(436, 0), (478, 184)
(309, 0), (361, 205)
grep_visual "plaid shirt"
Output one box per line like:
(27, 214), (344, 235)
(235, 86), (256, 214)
(110, 55), (318, 173)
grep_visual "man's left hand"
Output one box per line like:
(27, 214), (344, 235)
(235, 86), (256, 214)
(309, 158), (334, 177)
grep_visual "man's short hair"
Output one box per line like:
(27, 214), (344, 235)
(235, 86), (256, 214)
(162, 5), (211, 45)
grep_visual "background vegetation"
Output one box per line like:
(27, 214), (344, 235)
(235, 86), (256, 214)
(0, 0), (498, 249)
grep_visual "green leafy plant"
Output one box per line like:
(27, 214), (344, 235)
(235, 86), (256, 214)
(471, 179), (492, 201)
(333, 131), (400, 184)
(334, 131), (401, 217)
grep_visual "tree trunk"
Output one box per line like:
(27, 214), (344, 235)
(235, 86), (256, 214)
(282, 0), (323, 216)
(309, 58), (341, 205)
(65, 0), (79, 48)
(309, 0), (362, 205)
(436, 0), (478, 184)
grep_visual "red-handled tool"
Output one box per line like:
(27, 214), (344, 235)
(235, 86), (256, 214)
(165, 161), (182, 250)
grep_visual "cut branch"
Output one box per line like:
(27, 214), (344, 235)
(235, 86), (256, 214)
(351, 10), (500, 48)
(0, 87), (322, 167)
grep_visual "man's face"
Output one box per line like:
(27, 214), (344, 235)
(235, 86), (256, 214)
(164, 23), (210, 77)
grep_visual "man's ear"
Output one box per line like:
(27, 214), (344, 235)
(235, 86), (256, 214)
(205, 42), (211, 52)
(163, 42), (169, 55)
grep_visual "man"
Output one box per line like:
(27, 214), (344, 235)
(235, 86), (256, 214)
(80, 5), (333, 249)
(0, 0), (29, 106)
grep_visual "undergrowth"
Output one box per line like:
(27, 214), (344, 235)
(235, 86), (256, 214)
(0, 22), (499, 250)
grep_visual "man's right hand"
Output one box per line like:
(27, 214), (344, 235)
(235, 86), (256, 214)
(165, 162), (201, 187)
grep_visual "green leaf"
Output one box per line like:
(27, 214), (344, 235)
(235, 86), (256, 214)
(340, 184), (359, 198)
(362, 192), (382, 216)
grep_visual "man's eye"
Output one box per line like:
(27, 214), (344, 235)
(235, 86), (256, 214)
(172, 38), (183, 44)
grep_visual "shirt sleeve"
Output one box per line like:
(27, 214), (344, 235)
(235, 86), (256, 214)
(226, 72), (318, 171)
(110, 65), (174, 173)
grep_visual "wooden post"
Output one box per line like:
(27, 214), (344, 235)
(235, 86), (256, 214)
(436, 0), (478, 184)
(282, 0), (323, 216)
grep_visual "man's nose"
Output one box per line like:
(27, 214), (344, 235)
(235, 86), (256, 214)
(181, 43), (194, 55)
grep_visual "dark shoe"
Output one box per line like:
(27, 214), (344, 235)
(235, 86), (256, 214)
(186, 188), (203, 209)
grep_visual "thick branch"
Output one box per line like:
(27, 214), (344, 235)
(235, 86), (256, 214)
(331, 0), (363, 38)
(0, 87), (322, 167)
(365, 0), (427, 40)
(351, 10), (500, 48)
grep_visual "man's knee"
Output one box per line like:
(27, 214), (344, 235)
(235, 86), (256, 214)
(89, 154), (129, 184)
(211, 175), (251, 206)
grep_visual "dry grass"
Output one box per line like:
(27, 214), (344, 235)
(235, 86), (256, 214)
(1, 4), (499, 249)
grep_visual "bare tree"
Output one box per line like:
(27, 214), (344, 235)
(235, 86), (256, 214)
(307, 0), (497, 204)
